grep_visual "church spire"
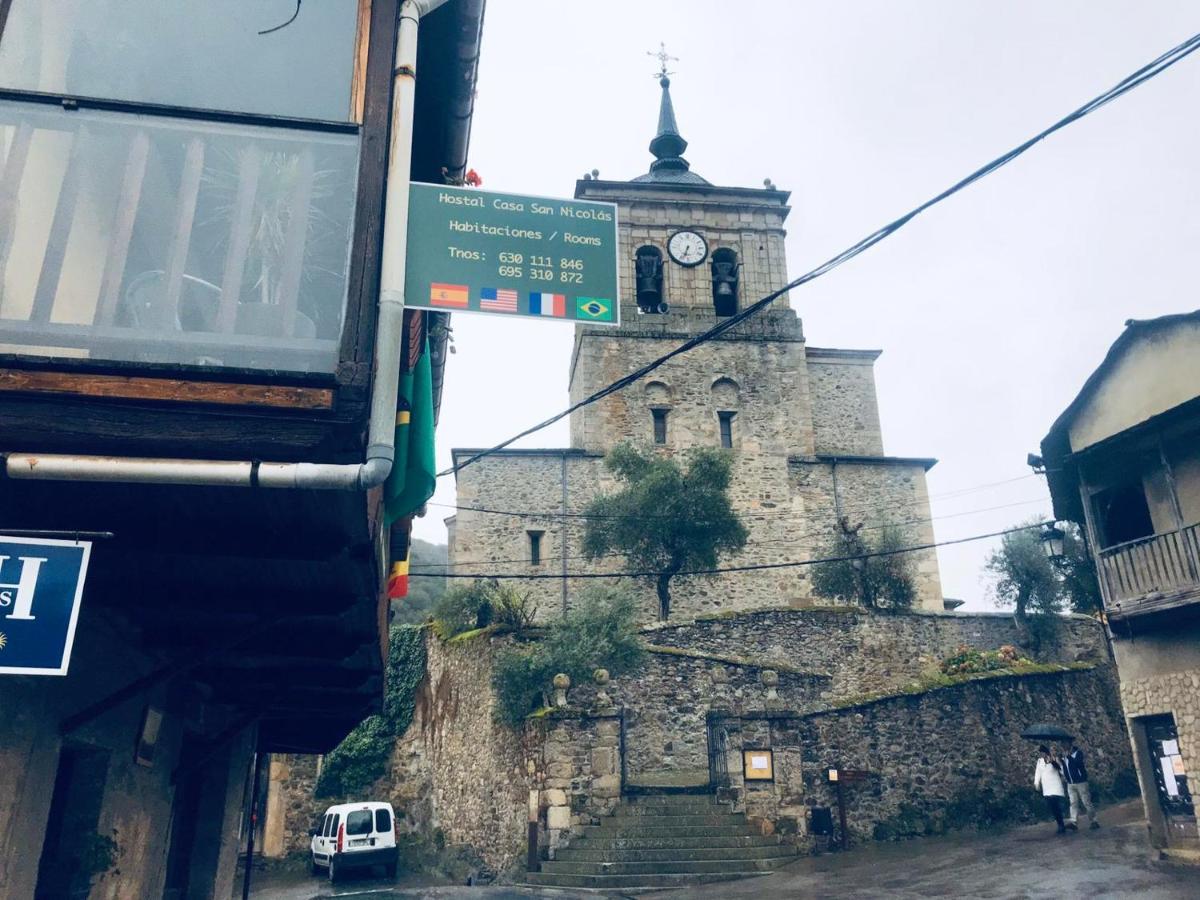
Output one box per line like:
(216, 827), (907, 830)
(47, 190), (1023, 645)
(633, 44), (710, 185)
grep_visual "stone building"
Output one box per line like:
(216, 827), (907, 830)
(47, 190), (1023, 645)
(1041, 310), (1200, 859)
(447, 74), (943, 622)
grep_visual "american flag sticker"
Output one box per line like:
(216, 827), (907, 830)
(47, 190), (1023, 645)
(480, 287), (519, 312)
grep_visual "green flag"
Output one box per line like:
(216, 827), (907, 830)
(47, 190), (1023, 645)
(384, 339), (436, 523)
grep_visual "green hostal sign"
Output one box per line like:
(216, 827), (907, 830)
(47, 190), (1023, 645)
(404, 183), (619, 325)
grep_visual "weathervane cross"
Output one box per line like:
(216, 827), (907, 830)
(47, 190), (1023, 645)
(648, 42), (678, 79)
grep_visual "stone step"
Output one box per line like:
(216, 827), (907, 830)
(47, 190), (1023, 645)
(598, 813), (748, 829)
(568, 833), (784, 851)
(626, 792), (721, 805)
(614, 802), (730, 817)
(556, 845), (796, 863)
(541, 856), (793, 876)
(523, 871), (766, 889)
(576, 830), (753, 844)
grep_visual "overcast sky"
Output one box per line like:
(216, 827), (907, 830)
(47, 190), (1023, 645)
(414, 0), (1200, 611)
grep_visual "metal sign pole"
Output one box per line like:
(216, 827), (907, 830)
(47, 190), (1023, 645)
(241, 750), (264, 900)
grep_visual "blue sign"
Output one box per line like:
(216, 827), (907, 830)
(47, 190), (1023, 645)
(0, 536), (92, 676)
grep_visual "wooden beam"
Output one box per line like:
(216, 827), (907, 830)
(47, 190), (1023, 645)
(215, 145), (261, 334)
(95, 131), (151, 326)
(0, 367), (334, 409)
(0, 120), (33, 281)
(161, 137), (205, 328)
(350, 0), (373, 124)
(31, 126), (90, 323)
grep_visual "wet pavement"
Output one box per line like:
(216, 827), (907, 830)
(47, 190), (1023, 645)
(246, 801), (1196, 899)
(648, 800), (1196, 900)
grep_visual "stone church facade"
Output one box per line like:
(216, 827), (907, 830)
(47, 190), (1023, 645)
(449, 76), (943, 621)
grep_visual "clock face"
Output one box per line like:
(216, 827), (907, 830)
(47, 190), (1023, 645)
(668, 230), (708, 267)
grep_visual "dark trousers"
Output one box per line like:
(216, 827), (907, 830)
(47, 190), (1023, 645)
(1045, 794), (1066, 830)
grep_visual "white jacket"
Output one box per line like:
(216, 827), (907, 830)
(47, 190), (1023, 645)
(1034, 758), (1066, 797)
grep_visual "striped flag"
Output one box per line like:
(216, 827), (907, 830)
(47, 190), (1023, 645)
(529, 292), (566, 317)
(430, 282), (469, 308)
(480, 287), (519, 312)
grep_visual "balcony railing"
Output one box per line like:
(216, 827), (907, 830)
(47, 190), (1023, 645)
(0, 99), (359, 374)
(1098, 522), (1200, 605)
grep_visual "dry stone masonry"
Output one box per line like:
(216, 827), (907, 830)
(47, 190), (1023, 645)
(448, 167), (944, 622)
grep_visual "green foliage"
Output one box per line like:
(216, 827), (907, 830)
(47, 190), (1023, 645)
(582, 444), (747, 620)
(315, 624), (427, 798)
(811, 520), (917, 611)
(433, 579), (537, 638)
(392, 539), (447, 624)
(985, 520), (1101, 640)
(312, 715), (394, 799)
(71, 829), (120, 893)
(985, 519), (1063, 622)
(1059, 524), (1104, 614)
(939, 644), (1032, 676)
(384, 625), (427, 734)
(492, 585), (645, 727)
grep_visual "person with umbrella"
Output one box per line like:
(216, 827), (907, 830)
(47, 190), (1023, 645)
(1060, 739), (1101, 831)
(1034, 744), (1069, 834)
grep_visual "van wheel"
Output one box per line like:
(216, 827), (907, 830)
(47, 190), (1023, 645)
(386, 862), (398, 879)
(328, 858), (337, 883)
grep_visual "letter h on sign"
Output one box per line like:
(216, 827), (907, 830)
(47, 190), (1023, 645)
(0, 554), (47, 620)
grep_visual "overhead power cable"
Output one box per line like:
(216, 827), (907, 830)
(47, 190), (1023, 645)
(410, 521), (1048, 579)
(425, 473), (1038, 524)
(411, 495), (1048, 570)
(438, 31), (1200, 480)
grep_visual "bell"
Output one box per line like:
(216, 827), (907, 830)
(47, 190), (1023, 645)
(715, 280), (734, 297)
(636, 276), (661, 310)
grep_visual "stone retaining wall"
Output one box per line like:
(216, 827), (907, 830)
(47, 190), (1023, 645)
(646, 608), (1110, 701)
(710, 667), (1134, 846)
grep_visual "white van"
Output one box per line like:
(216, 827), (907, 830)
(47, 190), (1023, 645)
(310, 801), (398, 882)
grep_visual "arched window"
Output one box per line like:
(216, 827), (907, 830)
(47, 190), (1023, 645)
(635, 246), (666, 314)
(711, 248), (739, 317)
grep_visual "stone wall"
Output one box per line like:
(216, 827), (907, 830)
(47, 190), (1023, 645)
(532, 712), (623, 854)
(263, 753), (320, 858)
(646, 608), (1110, 701)
(711, 667), (1134, 846)
(448, 446), (946, 624)
(388, 631), (534, 876)
(1111, 624), (1200, 852)
(594, 648), (829, 785)
(805, 349), (885, 456)
(0, 609), (253, 900)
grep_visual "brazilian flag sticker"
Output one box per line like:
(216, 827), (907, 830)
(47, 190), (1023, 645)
(576, 297), (613, 321)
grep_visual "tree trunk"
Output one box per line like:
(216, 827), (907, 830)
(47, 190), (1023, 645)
(1013, 587), (1035, 650)
(656, 573), (672, 621)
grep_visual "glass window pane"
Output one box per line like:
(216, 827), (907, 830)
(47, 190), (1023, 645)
(0, 100), (359, 373)
(345, 810), (372, 835)
(0, 0), (359, 121)
(374, 808), (391, 833)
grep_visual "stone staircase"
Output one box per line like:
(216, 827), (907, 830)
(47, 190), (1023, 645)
(524, 792), (799, 890)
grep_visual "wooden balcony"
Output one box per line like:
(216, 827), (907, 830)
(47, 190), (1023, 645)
(0, 98), (359, 374)
(1100, 523), (1200, 622)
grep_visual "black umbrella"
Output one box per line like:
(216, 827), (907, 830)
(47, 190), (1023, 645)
(1020, 723), (1074, 741)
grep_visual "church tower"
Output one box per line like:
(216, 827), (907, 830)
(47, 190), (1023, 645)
(450, 67), (944, 621)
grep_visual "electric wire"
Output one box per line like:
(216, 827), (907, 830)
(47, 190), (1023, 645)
(411, 495), (1049, 570)
(424, 472), (1037, 524)
(437, 31), (1200, 480)
(410, 521), (1049, 579)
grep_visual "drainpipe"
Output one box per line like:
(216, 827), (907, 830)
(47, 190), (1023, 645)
(4, 0), (456, 491)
